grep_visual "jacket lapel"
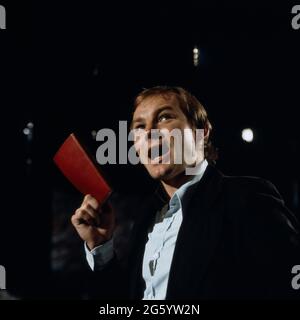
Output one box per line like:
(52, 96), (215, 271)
(166, 165), (225, 299)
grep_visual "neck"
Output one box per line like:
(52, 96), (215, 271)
(161, 171), (193, 198)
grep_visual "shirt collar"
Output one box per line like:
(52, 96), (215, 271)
(166, 159), (208, 216)
(175, 159), (208, 201)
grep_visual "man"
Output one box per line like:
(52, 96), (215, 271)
(71, 86), (299, 299)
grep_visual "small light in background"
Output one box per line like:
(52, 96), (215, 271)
(27, 122), (34, 129)
(23, 121), (34, 141)
(193, 47), (199, 54)
(91, 130), (97, 139)
(23, 128), (30, 135)
(193, 46), (200, 67)
(93, 65), (100, 77)
(242, 128), (254, 143)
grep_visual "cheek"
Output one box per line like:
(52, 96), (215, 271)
(133, 133), (148, 154)
(133, 139), (142, 153)
(134, 141), (150, 165)
(167, 127), (196, 164)
(183, 129), (195, 147)
(160, 120), (185, 131)
(182, 128), (205, 164)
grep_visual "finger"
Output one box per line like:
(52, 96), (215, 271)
(83, 194), (100, 211)
(71, 209), (95, 227)
(81, 203), (100, 225)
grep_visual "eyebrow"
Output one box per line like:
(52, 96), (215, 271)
(131, 105), (176, 126)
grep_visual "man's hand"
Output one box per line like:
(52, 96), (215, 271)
(71, 195), (115, 250)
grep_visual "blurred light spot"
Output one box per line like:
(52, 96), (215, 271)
(91, 130), (97, 139)
(27, 122), (34, 129)
(93, 65), (100, 77)
(242, 128), (254, 143)
(193, 46), (199, 67)
(23, 128), (30, 135)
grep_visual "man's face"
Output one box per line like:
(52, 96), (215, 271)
(131, 94), (200, 181)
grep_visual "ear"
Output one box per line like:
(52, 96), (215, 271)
(203, 124), (210, 143)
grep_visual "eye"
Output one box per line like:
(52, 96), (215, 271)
(134, 124), (145, 130)
(158, 113), (173, 122)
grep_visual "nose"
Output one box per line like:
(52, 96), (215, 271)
(144, 126), (164, 141)
(144, 122), (157, 139)
(144, 120), (157, 132)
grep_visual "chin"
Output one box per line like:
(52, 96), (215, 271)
(147, 163), (171, 180)
(147, 163), (180, 181)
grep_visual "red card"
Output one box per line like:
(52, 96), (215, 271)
(53, 133), (112, 205)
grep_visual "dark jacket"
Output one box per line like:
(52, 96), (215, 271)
(91, 165), (300, 300)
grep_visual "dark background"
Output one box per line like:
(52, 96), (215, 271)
(0, 1), (299, 298)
